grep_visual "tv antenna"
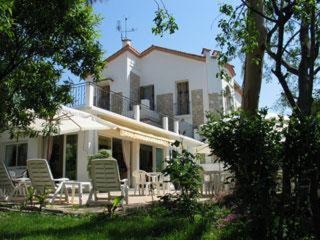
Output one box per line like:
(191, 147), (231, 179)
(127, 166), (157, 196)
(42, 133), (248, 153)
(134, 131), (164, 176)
(116, 17), (137, 40)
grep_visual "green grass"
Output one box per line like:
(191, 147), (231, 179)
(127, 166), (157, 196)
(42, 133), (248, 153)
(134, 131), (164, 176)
(0, 207), (224, 240)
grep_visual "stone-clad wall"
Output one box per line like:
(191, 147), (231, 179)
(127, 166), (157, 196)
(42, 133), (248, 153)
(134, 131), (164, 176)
(208, 93), (223, 114)
(156, 93), (174, 130)
(191, 89), (204, 127)
(130, 73), (140, 104)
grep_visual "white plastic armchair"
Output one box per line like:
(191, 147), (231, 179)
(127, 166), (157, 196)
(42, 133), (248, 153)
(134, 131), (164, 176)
(132, 170), (150, 195)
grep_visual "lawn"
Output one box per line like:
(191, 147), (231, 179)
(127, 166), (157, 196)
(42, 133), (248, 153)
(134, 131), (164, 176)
(0, 206), (225, 240)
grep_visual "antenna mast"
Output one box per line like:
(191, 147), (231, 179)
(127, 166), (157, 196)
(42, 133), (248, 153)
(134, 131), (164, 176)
(116, 17), (137, 41)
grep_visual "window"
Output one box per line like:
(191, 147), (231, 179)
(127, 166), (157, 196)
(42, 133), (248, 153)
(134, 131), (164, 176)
(65, 134), (78, 180)
(176, 81), (190, 115)
(140, 85), (155, 110)
(4, 143), (28, 167)
(140, 144), (153, 172)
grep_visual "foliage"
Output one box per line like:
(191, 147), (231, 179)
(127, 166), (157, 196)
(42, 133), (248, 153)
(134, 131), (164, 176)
(151, 0), (178, 37)
(279, 115), (320, 239)
(200, 110), (284, 239)
(34, 188), (50, 211)
(87, 149), (111, 179)
(0, 0), (104, 137)
(105, 196), (123, 217)
(216, 1), (320, 115)
(25, 186), (36, 206)
(160, 141), (203, 218)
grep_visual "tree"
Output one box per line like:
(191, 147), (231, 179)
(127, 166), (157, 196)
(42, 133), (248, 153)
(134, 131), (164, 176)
(0, 0), (104, 137)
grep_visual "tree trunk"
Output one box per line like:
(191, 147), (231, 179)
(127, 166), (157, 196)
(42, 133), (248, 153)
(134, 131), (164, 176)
(241, 0), (267, 114)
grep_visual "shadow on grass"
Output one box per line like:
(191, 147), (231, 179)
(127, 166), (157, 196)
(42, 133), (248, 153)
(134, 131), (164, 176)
(0, 213), (209, 240)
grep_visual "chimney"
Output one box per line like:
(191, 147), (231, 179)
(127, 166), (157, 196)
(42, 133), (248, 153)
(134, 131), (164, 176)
(122, 38), (132, 47)
(201, 48), (211, 57)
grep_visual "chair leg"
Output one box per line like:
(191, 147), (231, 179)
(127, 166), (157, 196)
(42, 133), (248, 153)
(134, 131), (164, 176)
(51, 182), (64, 204)
(86, 189), (94, 205)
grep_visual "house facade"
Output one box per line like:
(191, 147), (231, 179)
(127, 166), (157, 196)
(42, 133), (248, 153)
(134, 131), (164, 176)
(85, 40), (242, 139)
(0, 40), (241, 184)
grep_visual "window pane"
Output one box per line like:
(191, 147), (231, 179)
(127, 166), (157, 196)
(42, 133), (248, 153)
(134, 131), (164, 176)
(156, 148), (164, 171)
(65, 135), (78, 180)
(17, 143), (28, 166)
(5, 145), (16, 167)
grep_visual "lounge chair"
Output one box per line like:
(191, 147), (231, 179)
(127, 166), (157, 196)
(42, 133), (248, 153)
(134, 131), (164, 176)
(87, 158), (129, 205)
(27, 159), (69, 204)
(0, 161), (19, 201)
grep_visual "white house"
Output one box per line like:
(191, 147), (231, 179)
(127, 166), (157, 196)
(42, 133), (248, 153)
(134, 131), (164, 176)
(85, 39), (242, 139)
(0, 40), (241, 184)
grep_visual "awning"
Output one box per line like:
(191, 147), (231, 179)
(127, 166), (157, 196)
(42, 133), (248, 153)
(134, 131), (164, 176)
(31, 106), (116, 135)
(194, 144), (211, 154)
(118, 126), (174, 147)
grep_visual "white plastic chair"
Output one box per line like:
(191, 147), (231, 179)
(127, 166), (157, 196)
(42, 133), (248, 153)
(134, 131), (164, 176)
(27, 159), (69, 204)
(87, 158), (129, 205)
(132, 170), (151, 195)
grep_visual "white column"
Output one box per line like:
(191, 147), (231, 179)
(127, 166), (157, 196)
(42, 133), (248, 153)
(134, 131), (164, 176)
(162, 117), (169, 130)
(85, 82), (94, 108)
(174, 120), (179, 134)
(133, 105), (140, 121)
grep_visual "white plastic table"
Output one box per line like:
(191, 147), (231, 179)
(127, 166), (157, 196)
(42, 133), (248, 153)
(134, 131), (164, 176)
(61, 181), (92, 205)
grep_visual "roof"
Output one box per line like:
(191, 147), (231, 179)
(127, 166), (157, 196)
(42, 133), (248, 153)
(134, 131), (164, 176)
(104, 44), (236, 77)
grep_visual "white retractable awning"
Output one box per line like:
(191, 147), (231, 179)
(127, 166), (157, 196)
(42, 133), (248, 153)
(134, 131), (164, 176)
(31, 106), (116, 135)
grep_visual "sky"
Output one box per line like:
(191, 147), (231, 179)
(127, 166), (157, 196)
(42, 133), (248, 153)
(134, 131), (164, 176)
(66, 0), (284, 111)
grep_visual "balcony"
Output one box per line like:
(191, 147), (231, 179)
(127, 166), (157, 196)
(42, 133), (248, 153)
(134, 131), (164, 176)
(69, 82), (195, 138)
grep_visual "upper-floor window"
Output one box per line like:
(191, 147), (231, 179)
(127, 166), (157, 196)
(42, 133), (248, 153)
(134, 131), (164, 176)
(5, 143), (28, 167)
(176, 81), (190, 115)
(140, 85), (155, 110)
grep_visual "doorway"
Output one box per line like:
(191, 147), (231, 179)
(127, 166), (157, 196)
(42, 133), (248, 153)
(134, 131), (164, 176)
(112, 138), (127, 179)
(140, 144), (153, 172)
(49, 135), (64, 178)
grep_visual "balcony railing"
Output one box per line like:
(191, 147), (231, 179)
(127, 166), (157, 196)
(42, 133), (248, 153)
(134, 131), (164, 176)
(69, 82), (196, 138)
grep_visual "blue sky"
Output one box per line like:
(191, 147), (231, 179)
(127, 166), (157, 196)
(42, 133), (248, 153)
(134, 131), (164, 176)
(67, 0), (283, 111)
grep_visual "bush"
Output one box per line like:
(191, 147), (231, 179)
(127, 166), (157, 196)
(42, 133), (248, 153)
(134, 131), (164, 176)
(87, 149), (111, 179)
(200, 109), (284, 239)
(160, 141), (203, 219)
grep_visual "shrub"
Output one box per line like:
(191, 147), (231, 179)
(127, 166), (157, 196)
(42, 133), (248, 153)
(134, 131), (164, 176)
(200, 109), (284, 239)
(87, 149), (111, 179)
(160, 141), (203, 219)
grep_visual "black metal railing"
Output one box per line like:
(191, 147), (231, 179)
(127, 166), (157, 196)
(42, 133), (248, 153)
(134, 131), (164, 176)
(69, 82), (196, 138)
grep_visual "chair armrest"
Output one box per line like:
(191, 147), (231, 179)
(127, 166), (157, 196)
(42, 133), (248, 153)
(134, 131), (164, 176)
(54, 178), (69, 182)
(120, 179), (128, 186)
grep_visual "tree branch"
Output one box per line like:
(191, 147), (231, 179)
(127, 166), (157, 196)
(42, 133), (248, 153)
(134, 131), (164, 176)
(241, 0), (277, 22)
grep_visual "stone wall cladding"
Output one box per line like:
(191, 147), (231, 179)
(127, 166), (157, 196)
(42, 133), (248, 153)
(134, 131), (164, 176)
(191, 89), (204, 127)
(156, 93), (174, 130)
(208, 93), (223, 114)
(111, 92), (123, 115)
(130, 73), (140, 104)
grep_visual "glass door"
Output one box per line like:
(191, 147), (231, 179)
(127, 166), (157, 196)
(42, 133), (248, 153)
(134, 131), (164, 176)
(65, 134), (78, 180)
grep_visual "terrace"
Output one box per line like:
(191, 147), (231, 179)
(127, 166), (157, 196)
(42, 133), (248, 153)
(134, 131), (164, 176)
(69, 82), (196, 138)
